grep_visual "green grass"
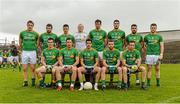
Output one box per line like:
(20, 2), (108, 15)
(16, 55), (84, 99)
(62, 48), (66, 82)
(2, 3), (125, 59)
(0, 64), (180, 103)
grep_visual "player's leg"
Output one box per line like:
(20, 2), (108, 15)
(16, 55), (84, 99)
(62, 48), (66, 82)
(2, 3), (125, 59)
(155, 62), (160, 86)
(51, 66), (57, 86)
(21, 51), (29, 86)
(93, 66), (101, 90)
(29, 51), (37, 86)
(122, 66), (128, 90)
(55, 66), (63, 91)
(35, 66), (46, 88)
(138, 66), (147, 89)
(101, 66), (107, 88)
(70, 66), (77, 91)
(117, 67), (123, 89)
(147, 64), (152, 86)
(77, 66), (86, 90)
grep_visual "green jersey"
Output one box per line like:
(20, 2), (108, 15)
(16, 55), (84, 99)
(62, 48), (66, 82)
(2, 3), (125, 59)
(57, 34), (75, 49)
(20, 30), (39, 51)
(108, 29), (125, 51)
(144, 33), (163, 55)
(103, 48), (120, 65)
(122, 49), (141, 65)
(3, 52), (9, 58)
(40, 32), (58, 50)
(126, 33), (143, 51)
(42, 48), (59, 65)
(89, 29), (107, 52)
(59, 47), (78, 65)
(80, 48), (98, 66)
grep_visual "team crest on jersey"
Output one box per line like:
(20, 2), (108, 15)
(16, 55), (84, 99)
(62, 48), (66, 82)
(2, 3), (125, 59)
(70, 55), (74, 58)
(113, 57), (116, 61)
(91, 57), (94, 60)
(51, 56), (55, 59)
(118, 36), (121, 39)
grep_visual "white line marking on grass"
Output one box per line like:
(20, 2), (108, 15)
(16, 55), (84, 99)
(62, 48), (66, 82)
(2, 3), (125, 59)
(161, 95), (180, 103)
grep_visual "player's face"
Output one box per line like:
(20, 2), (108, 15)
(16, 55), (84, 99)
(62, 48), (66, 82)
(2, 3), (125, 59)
(66, 40), (72, 48)
(27, 23), (34, 31)
(128, 43), (135, 50)
(95, 22), (101, 29)
(113, 22), (119, 29)
(47, 40), (54, 48)
(86, 41), (92, 49)
(46, 26), (52, 33)
(150, 26), (157, 33)
(108, 42), (114, 50)
(63, 26), (69, 34)
(78, 24), (84, 32)
(131, 26), (137, 34)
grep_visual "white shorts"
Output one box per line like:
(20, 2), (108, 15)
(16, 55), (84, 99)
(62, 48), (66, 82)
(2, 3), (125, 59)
(7, 57), (12, 62)
(98, 51), (103, 61)
(9, 56), (19, 62)
(0, 57), (2, 62)
(145, 55), (160, 65)
(22, 51), (37, 64)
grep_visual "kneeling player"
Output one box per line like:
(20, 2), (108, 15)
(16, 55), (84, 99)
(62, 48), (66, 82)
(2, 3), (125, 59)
(78, 39), (101, 91)
(122, 41), (146, 90)
(35, 38), (59, 88)
(56, 38), (79, 91)
(101, 40), (122, 89)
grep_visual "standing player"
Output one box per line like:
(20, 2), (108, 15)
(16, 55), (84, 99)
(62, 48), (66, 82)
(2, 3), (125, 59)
(74, 24), (87, 52)
(89, 19), (107, 66)
(35, 38), (59, 88)
(39, 24), (58, 50)
(56, 38), (79, 91)
(19, 20), (39, 86)
(144, 23), (164, 87)
(126, 24), (143, 85)
(78, 39), (101, 91)
(108, 20), (125, 54)
(57, 24), (75, 49)
(122, 41), (147, 90)
(101, 40), (122, 89)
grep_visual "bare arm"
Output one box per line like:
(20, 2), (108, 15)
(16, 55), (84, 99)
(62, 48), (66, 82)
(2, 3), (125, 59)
(73, 56), (79, 66)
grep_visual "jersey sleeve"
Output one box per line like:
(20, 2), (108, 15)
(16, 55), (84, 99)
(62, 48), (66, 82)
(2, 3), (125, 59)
(103, 50), (106, 60)
(80, 51), (83, 58)
(94, 50), (98, 59)
(59, 49), (63, 57)
(159, 35), (163, 42)
(136, 50), (141, 59)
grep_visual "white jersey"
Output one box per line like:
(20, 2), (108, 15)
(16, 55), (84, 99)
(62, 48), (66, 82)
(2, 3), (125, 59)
(74, 32), (87, 51)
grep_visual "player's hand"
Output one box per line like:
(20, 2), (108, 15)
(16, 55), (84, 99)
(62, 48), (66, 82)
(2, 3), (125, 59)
(159, 54), (163, 60)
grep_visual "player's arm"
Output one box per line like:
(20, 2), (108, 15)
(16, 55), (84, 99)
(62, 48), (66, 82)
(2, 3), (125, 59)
(94, 58), (99, 67)
(159, 42), (164, 59)
(80, 58), (86, 68)
(41, 56), (46, 66)
(58, 56), (63, 66)
(136, 58), (141, 68)
(19, 34), (22, 50)
(73, 56), (79, 66)
(103, 51), (108, 67)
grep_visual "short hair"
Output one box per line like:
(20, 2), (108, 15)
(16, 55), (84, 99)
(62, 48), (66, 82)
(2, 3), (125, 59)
(150, 23), (157, 27)
(108, 39), (114, 43)
(128, 41), (135, 45)
(131, 24), (137, 28)
(66, 38), (72, 42)
(95, 19), (102, 24)
(27, 20), (34, 25)
(113, 19), (120, 23)
(48, 37), (54, 42)
(63, 24), (69, 28)
(86, 38), (92, 43)
(46, 24), (53, 28)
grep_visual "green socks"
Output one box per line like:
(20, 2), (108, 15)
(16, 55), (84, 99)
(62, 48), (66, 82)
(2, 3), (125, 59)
(156, 78), (160, 86)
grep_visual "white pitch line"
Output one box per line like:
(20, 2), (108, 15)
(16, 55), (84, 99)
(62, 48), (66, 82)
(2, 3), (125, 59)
(161, 95), (180, 103)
